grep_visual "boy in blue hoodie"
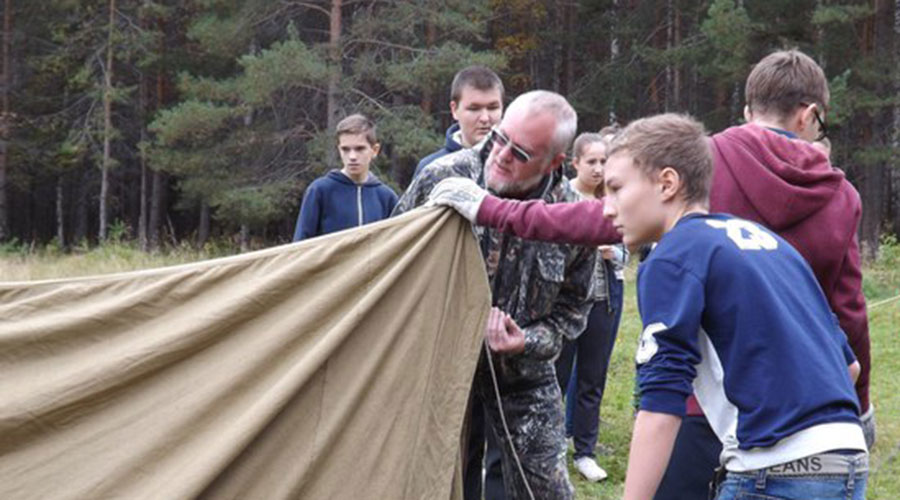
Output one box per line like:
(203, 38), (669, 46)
(414, 66), (504, 177)
(293, 114), (398, 241)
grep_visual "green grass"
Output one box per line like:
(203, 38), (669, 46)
(0, 240), (239, 282)
(2, 240), (898, 499)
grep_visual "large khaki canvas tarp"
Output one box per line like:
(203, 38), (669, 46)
(0, 208), (491, 500)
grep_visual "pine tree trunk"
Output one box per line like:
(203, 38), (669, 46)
(892, 0), (900, 236)
(816, 0), (826, 69)
(198, 201), (210, 247)
(549, 1), (561, 92)
(609, 0), (619, 124)
(139, 145), (148, 250)
(421, 17), (436, 115)
(673, 7), (681, 109)
(858, 12), (884, 259)
(562, 2), (575, 97)
(149, 169), (163, 249)
(74, 167), (90, 244)
(664, 0), (673, 111)
(730, 0), (744, 122)
(0, 0), (11, 242)
(148, 64), (168, 250)
(326, 0), (342, 167)
(56, 176), (65, 247)
(138, 0), (149, 251)
(240, 223), (249, 253)
(99, 0), (116, 241)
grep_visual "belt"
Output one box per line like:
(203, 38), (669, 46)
(734, 452), (868, 477)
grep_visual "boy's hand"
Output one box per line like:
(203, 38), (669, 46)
(426, 177), (488, 223)
(812, 137), (831, 158)
(848, 360), (860, 384)
(599, 245), (616, 260)
(484, 307), (525, 354)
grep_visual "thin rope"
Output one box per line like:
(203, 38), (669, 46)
(484, 337), (537, 500)
(867, 293), (900, 311)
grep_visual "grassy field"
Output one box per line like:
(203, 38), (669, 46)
(1, 240), (898, 499)
(0, 240), (237, 282)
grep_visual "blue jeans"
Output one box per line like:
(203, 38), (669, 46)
(557, 267), (623, 458)
(715, 467), (867, 500)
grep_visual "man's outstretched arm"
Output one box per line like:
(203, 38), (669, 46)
(428, 177), (621, 246)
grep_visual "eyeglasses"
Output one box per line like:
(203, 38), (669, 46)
(489, 127), (532, 163)
(799, 102), (828, 142)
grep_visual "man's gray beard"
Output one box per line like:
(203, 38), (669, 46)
(485, 160), (546, 199)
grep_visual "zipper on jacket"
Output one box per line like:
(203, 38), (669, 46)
(357, 185), (363, 226)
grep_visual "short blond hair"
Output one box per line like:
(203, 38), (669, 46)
(745, 50), (829, 119)
(607, 113), (712, 205)
(335, 114), (377, 145)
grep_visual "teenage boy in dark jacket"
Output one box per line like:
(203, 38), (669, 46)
(293, 114), (397, 241)
(414, 66), (504, 178)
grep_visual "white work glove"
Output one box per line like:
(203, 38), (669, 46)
(426, 177), (488, 223)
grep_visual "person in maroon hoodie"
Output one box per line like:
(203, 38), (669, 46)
(427, 50), (873, 499)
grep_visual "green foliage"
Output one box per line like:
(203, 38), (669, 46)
(176, 74), (242, 102)
(0, 238), (26, 257)
(700, 0), (755, 81)
(372, 105), (443, 160)
(150, 101), (239, 147)
(853, 146), (895, 167)
(383, 41), (507, 95)
(863, 234), (900, 302)
(812, 4), (875, 25)
(211, 183), (297, 227)
(237, 38), (329, 106)
(6, 0), (900, 250)
(827, 70), (853, 126)
(187, 13), (249, 59)
(106, 220), (131, 243)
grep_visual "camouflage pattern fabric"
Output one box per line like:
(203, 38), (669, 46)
(476, 359), (573, 499)
(394, 145), (596, 499)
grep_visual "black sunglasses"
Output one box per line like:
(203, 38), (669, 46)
(799, 102), (828, 142)
(489, 127), (532, 163)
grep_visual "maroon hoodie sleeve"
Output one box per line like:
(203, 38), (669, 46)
(831, 225), (871, 411)
(475, 195), (622, 246)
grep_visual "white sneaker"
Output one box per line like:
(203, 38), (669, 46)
(574, 457), (608, 483)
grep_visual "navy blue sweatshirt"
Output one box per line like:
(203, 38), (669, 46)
(637, 213), (864, 472)
(413, 123), (464, 178)
(293, 170), (398, 241)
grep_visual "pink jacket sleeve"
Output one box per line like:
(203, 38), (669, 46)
(476, 195), (622, 246)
